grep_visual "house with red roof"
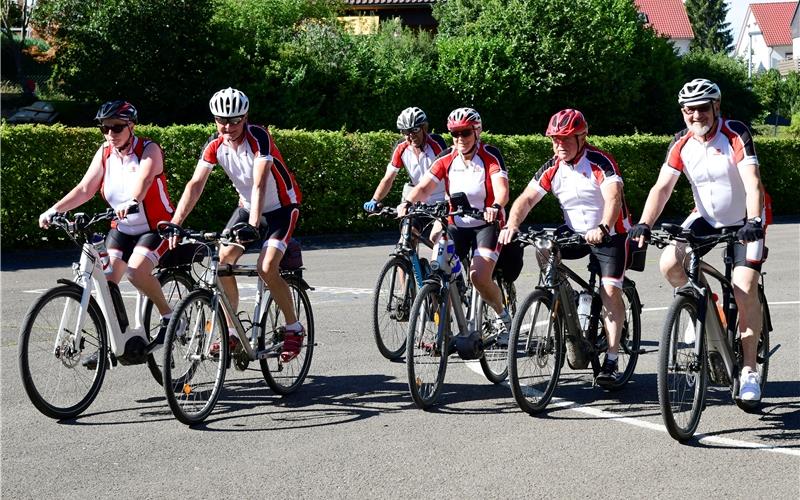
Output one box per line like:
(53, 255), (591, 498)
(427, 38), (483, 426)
(735, 1), (798, 75)
(633, 0), (694, 54)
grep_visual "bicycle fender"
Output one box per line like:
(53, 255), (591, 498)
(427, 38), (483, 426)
(56, 278), (81, 289)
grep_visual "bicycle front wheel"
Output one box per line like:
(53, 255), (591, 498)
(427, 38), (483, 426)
(163, 289), (227, 425)
(144, 269), (194, 385)
(508, 290), (563, 415)
(406, 282), (450, 409)
(18, 285), (108, 419)
(372, 257), (415, 360)
(657, 295), (707, 442)
(260, 277), (314, 395)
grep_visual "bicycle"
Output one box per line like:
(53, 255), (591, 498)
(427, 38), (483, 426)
(158, 222), (315, 425)
(18, 209), (196, 419)
(651, 224), (772, 442)
(507, 227), (643, 415)
(405, 203), (517, 409)
(368, 203), (438, 360)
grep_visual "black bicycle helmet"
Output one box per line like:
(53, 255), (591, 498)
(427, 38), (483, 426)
(95, 100), (138, 123)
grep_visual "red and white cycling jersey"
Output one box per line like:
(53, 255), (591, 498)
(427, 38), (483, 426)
(199, 124), (302, 213)
(662, 119), (759, 228)
(529, 145), (631, 235)
(387, 133), (447, 202)
(99, 136), (174, 236)
(425, 142), (508, 228)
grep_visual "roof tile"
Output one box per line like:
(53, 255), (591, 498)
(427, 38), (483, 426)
(750, 1), (796, 47)
(634, 0), (694, 39)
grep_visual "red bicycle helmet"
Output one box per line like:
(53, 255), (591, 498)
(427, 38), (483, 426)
(545, 109), (587, 137)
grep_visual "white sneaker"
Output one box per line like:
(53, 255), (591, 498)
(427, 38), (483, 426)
(739, 369), (761, 401)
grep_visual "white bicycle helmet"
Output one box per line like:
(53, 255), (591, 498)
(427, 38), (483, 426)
(447, 107), (482, 131)
(209, 87), (249, 117)
(396, 107), (428, 130)
(678, 78), (721, 106)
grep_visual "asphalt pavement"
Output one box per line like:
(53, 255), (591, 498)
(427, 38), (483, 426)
(1, 223), (798, 498)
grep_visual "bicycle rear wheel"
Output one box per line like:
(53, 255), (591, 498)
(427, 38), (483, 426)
(478, 276), (516, 384)
(657, 295), (707, 442)
(406, 282), (450, 409)
(260, 277), (314, 395)
(508, 290), (563, 414)
(144, 269), (194, 385)
(18, 285), (108, 419)
(594, 282), (642, 391)
(372, 257), (415, 360)
(163, 289), (227, 425)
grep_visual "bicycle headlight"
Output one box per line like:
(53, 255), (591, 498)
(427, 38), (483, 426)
(535, 238), (553, 251)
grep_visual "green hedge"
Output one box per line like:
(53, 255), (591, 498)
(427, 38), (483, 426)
(1, 124), (798, 249)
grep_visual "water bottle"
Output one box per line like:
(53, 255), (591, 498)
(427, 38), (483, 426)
(446, 241), (462, 274)
(577, 291), (592, 332)
(90, 233), (111, 273)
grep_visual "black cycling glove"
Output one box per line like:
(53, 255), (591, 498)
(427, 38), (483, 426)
(629, 223), (651, 241)
(234, 223), (260, 244)
(737, 219), (764, 242)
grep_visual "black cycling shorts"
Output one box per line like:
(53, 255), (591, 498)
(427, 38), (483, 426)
(448, 223), (500, 262)
(107, 228), (169, 266)
(683, 215), (766, 272)
(225, 204), (300, 253)
(560, 233), (627, 288)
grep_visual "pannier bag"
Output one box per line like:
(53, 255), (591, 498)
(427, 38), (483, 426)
(496, 240), (525, 282)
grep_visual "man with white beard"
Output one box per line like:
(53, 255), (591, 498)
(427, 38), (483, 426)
(629, 78), (770, 402)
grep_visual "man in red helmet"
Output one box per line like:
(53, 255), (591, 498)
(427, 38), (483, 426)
(499, 108), (633, 387)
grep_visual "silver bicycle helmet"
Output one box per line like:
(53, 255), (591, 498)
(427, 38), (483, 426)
(396, 107), (428, 130)
(209, 87), (250, 117)
(678, 78), (721, 106)
(447, 107), (482, 131)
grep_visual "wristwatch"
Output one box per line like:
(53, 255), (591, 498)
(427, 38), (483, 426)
(748, 216), (763, 225)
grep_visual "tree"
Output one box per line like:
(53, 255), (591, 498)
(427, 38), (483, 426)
(432, 0), (682, 134)
(31, 0), (217, 124)
(1, 0), (35, 98)
(685, 0), (734, 54)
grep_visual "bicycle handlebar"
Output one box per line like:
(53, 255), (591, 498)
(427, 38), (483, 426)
(650, 223), (738, 250)
(513, 227), (587, 248)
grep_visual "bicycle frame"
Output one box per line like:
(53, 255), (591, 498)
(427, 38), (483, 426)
(60, 240), (149, 361)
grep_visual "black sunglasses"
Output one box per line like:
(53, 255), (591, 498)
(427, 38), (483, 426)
(99, 123), (128, 134)
(215, 115), (245, 125)
(682, 103), (712, 115)
(400, 126), (421, 135)
(450, 129), (473, 138)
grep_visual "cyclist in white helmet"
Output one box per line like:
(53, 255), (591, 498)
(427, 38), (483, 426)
(630, 78), (770, 402)
(169, 87), (305, 362)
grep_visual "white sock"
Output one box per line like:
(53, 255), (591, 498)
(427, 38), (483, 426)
(285, 321), (303, 333)
(606, 352), (618, 362)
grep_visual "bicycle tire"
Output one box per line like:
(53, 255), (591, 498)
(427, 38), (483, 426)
(18, 285), (108, 419)
(478, 276), (516, 383)
(406, 282), (450, 409)
(508, 289), (563, 415)
(163, 289), (228, 425)
(260, 277), (315, 395)
(372, 257), (415, 360)
(594, 282), (642, 391)
(143, 269), (195, 386)
(657, 295), (707, 442)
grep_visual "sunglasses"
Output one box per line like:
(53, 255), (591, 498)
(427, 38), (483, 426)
(400, 127), (421, 135)
(99, 123), (128, 134)
(215, 115), (245, 126)
(450, 129), (473, 139)
(682, 103), (712, 115)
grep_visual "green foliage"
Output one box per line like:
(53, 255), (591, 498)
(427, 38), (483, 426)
(433, 0), (682, 135)
(685, 0), (733, 54)
(31, 0), (217, 124)
(3, 124), (798, 249)
(753, 70), (800, 123)
(679, 50), (760, 124)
